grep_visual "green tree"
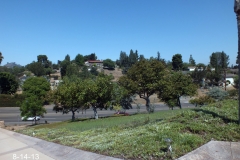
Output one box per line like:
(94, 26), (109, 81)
(103, 59), (115, 69)
(90, 66), (99, 76)
(0, 52), (3, 65)
(233, 75), (239, 89)
(189, 54), (196, 66)
(20, 95), (47, 124)
(65, 54), (71, 62)
(158, 71), (197, 109)
(26, 62), (45, 76)
(210, 51), (229, 69)
(60, 60), (71, 78)
(119, 59), (166, 112)
(129, 49), (138, 66)
(22, 77), (50, 99)
(66, 63), (79, 77)
(79, 66), (92, 79)
(0, 72), (18, 94)
(172, 54), (183, 70)
(75, 54), (85, 66)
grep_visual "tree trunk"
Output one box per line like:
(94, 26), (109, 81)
(177, 96), (182, 109)
(145, 97), (150, 113)
(93, 106), (98, 119)
(72, 110), (75, 121)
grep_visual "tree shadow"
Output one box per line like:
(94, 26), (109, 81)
(192, 108), (238, 124)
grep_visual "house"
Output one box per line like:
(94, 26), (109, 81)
(84, 60), (103, 68)
(188, 66), (196, 71)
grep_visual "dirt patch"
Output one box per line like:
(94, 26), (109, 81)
(3, 124), (28, 131)
(103, 68), (123, 81)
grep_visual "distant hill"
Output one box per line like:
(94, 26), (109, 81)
(4, 62), (22, 68)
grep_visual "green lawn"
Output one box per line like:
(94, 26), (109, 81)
(18, 100), (240, 160)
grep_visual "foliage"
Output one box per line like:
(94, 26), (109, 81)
(158, 71), (198, 109)
(227, 89), (238, 100)
(103, 59), (115, 69)
(84, 53), (97, 61)
(79, 66), (92, 79)
(19, 100), (240, 159)
(233, 75), (239, 89)
(0, 52), (3, 64)
(172, 54), (183, 70)
(0, 94), (25, 107)
(0, 72), (18, 94)
(190, 69), (207, 85)
(66, 63), (79, 77)
(119, 59), (166, 112)
(26, 62), (45, 76)
(210, 51), (229, 69)
(19, 95), (46, 124)
(189, 54), (196, 66)
(90, 66), (99, 76)
(60, 60), (71, 77)
(189, 96), (215, 107)
(74, 54), (85, 66)
(206, 87), (228, 101)
(22, 77), (50, 100)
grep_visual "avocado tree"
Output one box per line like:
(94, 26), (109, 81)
(158, 71), (197, 110)
(118, 59), (166, 112)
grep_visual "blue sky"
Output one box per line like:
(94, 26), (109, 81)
(0, 0), (238, 66)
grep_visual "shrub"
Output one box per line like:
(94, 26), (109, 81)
(206, 87), (228, 101)
(189, 96), (215, 107)
(227, 89), (238, 100)
(0, 94), (25, 107)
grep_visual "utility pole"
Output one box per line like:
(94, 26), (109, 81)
(234, 0), (240, 124)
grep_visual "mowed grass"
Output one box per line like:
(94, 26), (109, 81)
(18, 100), (240, 160)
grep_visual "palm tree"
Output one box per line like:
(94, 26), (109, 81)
(0, 52), (3, 65)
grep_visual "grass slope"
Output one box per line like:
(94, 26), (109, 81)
(18, 100), (240, 160)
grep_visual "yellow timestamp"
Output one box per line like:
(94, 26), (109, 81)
(13, 154), (39, 160)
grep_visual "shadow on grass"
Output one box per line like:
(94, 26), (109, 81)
(193, 108), (238, 124)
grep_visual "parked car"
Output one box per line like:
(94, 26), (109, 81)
(21, 116), (41, 121)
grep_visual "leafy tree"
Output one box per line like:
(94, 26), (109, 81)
(190, 69), (207, 86)
(19, 95), (46, 124)
(189, 54), (196, 66)
(90, 66), (99, 76)
(103, 59), (115, 69)
(0, 52), (3, 65)
(233, 75), (239, 89)
(139, 54), (145, 61)
(84, 53), (97, 61)
(22, 77), (50, 99)
(26, 62), (45, 76)
(210, 51), (229, 70)
(182, 62), (190, 71)
(65, 54), (71, 62)
(79, 66), (92, 79)
(60, 60), (70, 78)
(52, 63), (59, 70)
(158, 71), (197, 109)
(172, 54), (183, 70)
(75, 54), (85, 66)
(11, 66), (25, 77)
(119, 59), (166, 112)
(0, 72), (18, 94)
(52, 77), (84, 121)
(129, 49), (138, 66)
(206, 70), (222, 86)
(66, 63), (79, 77)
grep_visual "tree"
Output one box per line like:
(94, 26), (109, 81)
(119, 59), (166, 112)
(84, 53), (97, 61)
(66, 63), (79, 77)
(22, 77), (50, 99)
(75, 54), (85, 66)
(158, 71), (197, 109)
(129, 49), (138, 66)
(65, 54), (71, 62)
(26, 62), (45, 76)
(189, 55), (196, 66)
(20, 95), (46, 124)
(103, 59), (115, 69)
(172, 54), (183, 70)
(0, 72), (18, 94)
(0, 52), (3, 65)
(233, 75), (239, 89)
(52, 77), (84, 121)
(90, 66), (99, 76)
(60, 60), (71, 78)
(79, 66), (92, 79)
(210, 51), (229, 70)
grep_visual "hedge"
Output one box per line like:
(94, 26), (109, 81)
(0, 94), (25, 107)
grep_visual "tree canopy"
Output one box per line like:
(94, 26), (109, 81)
(0, 52), (3, 65)
(0, 72), (18, 94)
(119, 59), (166, 112)
(103, 59), (115, 69)
(172, 54), (183, 70)
(210, 51), (229, 70)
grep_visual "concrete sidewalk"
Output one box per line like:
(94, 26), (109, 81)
(177, 140), (240, 160)
(0, 128), (121, 160)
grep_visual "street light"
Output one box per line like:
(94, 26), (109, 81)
(234, 0), (240, 124)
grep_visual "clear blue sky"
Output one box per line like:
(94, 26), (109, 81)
(0, 0), (238, 66)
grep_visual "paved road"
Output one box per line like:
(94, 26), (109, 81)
(0, 97), (195, 126)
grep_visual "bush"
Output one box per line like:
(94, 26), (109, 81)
(227, 89), (238, 100)
(189, 96), (215, 107)
(0, 94), (25, 107)
(206, 87), (228, 101)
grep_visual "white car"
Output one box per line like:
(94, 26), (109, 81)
(21, 116), (41, 121)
